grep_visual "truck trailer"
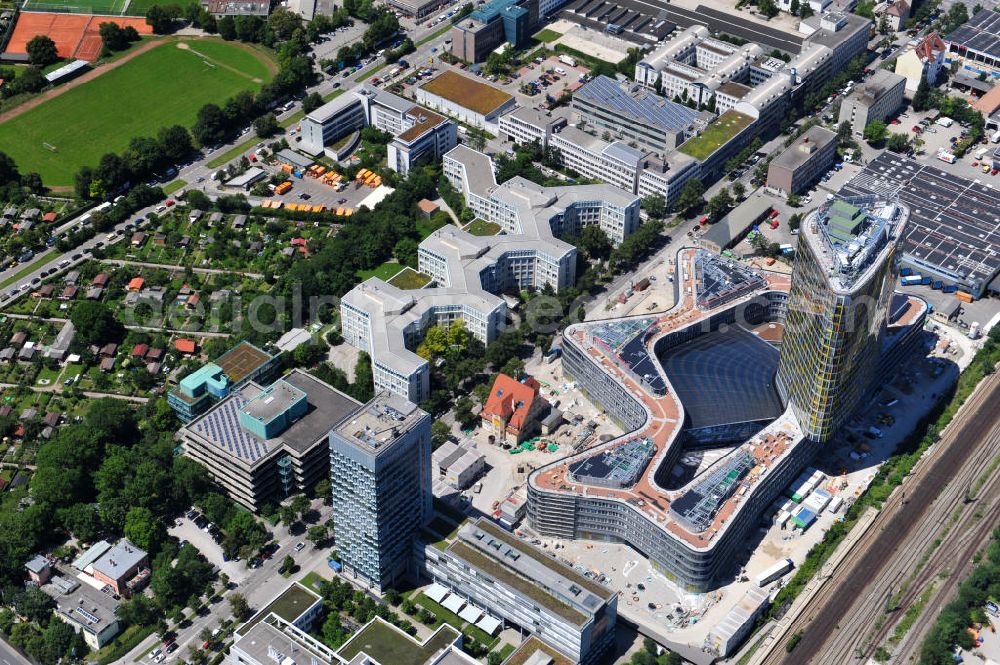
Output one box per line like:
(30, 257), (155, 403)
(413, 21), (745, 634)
(757, 559), (794, 587)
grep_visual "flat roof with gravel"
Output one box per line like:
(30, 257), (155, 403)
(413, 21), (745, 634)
(419, 71), (513, 116)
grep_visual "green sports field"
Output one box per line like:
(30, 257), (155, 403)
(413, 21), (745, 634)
(22, 0), (126, 14)
(0, 39), (273, 187)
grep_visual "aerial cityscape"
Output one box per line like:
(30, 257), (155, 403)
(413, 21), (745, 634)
(2, 0), (1000, 661)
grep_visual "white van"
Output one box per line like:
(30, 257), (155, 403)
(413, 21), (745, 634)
(555, 66), (566, 75)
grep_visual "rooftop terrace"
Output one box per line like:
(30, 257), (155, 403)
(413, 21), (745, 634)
(336, 617), (460, 665)
(678, 111), (754, 161)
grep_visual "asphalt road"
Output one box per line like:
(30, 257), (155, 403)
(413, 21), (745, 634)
(0, 639), (32, 665)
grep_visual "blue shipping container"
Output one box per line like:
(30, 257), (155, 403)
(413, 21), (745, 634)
(920, 276), (932, 285)
(900, 267), (913, 277)
(328, 559), (342, 572)
(932, 281), (943, 289)
(942, 285), (958, 293)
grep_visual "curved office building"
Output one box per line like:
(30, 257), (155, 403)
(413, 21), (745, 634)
(529, 212), (921, 590)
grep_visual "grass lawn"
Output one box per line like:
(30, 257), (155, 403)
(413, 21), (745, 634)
(678, 110), (755, 161)
(337, 620), (459, 665)
(416, 215), (449, 239)
(387, 268), (431, 290)
(464, 219), (501, 236)
(356, 63), (387, 83)
(533, 28), (562, 42)
(0, 251), (54, 289)
(299, 570), (326, 592)
(34, 366), (60, 387)
(357, 261), (403, 282)
(0, 39), (274, 187)
(124, 0), (163, 14)
(163, 179), (187, 194)
(25, 0), (125, 13)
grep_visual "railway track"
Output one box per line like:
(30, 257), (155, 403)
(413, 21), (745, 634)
(758, 369), (1000, 665)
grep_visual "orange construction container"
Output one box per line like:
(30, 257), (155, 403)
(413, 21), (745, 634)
(281, 164), (293, 174)
(956, 291), (975, 303)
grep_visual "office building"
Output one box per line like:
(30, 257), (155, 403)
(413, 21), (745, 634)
(634, 26), (763, 109)
(232, 613), (475, 665)
(946, 9), (1000, 80)
(340, 278), (506, 403)
(526, 243), (925, 590)
(329, 393), (432, 591)
(550, 126), (645, 194)
(571, 75), (705, 155)
(387, 107), (458, 176)
(895, 31), (946, 93)
(776, 196), (908, 441)
(443, 144), (641, 247)
(499, 112), (702, 207)
(178, 369), (360, 511)
(838, 69), (906, 136)
(341, 146), (639, 403)
(449, 0), (537, 63)
(168, 341), (280, 423)
(422, 518), (618, 664)
(799, 11), (872, 74)
(299, 86), (457, 163)
(236, 582), (324, 637)
(497, 105), (567, 146)
(415, 71), (517, 129)
(678, 110), (757, 180)
(766, 125), (838, 195)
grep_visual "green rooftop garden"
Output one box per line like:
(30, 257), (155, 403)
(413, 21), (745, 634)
(388, 268), (432, 290)
(678, 111), (754, 161)
(240, 583), (319, 634)
(336, 618), (460, 665)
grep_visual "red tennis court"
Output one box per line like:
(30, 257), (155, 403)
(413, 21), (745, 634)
(5, 12), (152, 61)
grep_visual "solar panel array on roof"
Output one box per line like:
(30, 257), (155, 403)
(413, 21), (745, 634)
(948, 9), (1000, 57)
(695, 251), (768, 311)
(839, 152), (1000, 294)
(568, 436), (654, 489)
(574, 75), (701, 132)
(193, 394), (269, 462)
(670, 450), (755, 532)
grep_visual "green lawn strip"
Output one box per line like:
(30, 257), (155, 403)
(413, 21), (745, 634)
(94, 623), (156, 665)
(533, 28), (562, 42)
(415, 592), (465, 631)
(356, 63), (387, 83)
(206, 140), (255, 169)
(299, 570), (325, 592)
(0, 40), (272, 186)
(356, 261), (403, 281)
(415, 215), (449, 239)
(0, 252), (55, 289)
(163, 179), (187, 194)
(416, 23), (454, 47)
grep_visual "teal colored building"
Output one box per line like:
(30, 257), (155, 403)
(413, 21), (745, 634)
(168, 342), (281, 423)
(238, 380), (309, 440)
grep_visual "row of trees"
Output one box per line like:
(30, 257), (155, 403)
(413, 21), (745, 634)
(0, 151), (45, 202)
(74, 125), (192, 200)
(334, 8), (400, 67)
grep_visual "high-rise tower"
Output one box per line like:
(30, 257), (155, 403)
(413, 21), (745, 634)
(776, 196), (908, 441)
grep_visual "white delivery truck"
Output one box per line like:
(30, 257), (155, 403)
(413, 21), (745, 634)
(558, 54), (576, 67)
(936, 116), (954, 128)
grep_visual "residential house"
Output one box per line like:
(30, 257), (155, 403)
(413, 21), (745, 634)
(131, 232), (147, 247)
(99, 343), (118, 357)
(59, 286), (78, 300)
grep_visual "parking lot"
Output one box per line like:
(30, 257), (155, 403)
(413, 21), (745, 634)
(258, 162), (389, 211)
